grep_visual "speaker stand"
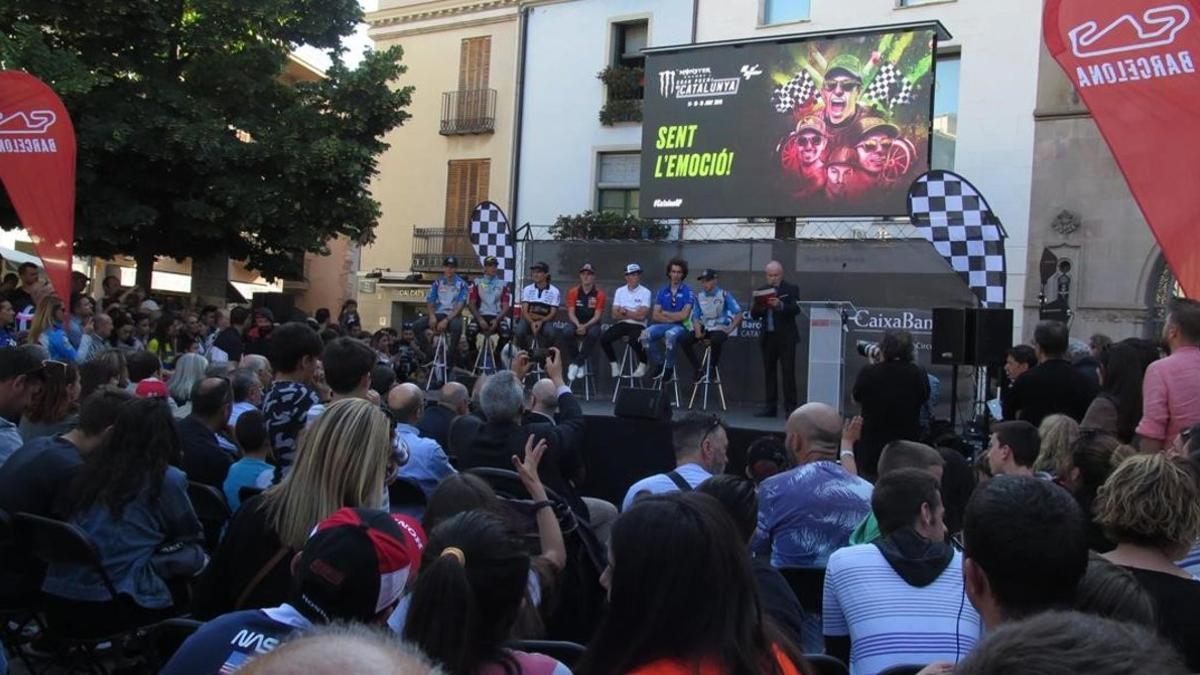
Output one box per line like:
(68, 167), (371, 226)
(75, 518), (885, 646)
(950, 364), (959, 431)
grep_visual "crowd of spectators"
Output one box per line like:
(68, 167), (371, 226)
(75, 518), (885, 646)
(1, 264), (1200, 675)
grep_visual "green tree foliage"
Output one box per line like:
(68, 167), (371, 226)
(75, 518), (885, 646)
(0, 0), (412, 283)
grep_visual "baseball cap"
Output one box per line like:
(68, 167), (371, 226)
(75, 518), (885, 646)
(696, 268), (719, 281)
(292, 507), (427, 624)
(579, 263), (596, 273)
(443, 256), (459, 267)
(139, 299), (161, 313)
(855, 116), (900, 141)
(624, 263), (642, 275)
(529, 261), (550, 272)
(825, 54), (864, 81)
(483, 256), (499, 266)
(794, 115), (827, 136)
(134, 377), (169, 399)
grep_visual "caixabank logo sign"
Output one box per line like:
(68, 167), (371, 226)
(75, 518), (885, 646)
(0, 109), (60, 153)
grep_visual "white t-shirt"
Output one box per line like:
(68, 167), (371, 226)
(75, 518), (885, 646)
(521, 283), (561, 318)
(612, 285), (652, 326)
(621, 462), (712, 511)
(823, 544), (982, 675)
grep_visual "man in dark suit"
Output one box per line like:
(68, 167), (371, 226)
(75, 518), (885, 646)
(179, 377), (237, 489)
(750, 261), (801, 417)
(417, 381), (468, 450)
(457, 348), (617, 540)
(1004, 321), (1098, 427)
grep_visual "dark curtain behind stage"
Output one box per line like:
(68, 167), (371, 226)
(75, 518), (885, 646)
(524, 238), (978, 416)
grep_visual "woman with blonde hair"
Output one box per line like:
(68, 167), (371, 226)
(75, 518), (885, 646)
(193, 397), (396, 618)
(1035, 414), (1079, 478)
(28, 296), (77, 362)
(167, 352), (209, 417)
(1096, 453), (1200, 670)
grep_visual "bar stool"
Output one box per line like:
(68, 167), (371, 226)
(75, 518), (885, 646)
(472, 333), (498, 375)
(651, 364), (681, 409)
(571, 356), (596, 402)
(689, 341), (726, 411)
(611, 339), (643, 403)
(425, 333), (448, 391)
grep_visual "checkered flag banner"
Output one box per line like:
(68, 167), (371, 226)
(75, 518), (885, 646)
(907, 171), (1008, 308)
(772, 71), (816, 113)
(891, 78), (916, 106)
(468, 201), (514, 283)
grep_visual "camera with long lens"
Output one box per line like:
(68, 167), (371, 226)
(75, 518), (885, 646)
(856, 340), (881, 361)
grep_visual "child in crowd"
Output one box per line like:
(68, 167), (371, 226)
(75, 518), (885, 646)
(223, 409), (275, 512)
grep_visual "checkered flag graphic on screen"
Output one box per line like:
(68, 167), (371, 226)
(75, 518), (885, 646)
(469, 201), (514, 283)
(891, 78), (916, 106)
(907, 171), (1008, 308)
(864, 62), (899, 105)
(772, 71), (816, 113)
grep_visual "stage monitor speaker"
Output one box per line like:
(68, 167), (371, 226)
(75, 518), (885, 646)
(932, 308), (970, 365)
(252, 293), (295, 321)
(971, 308), (1014, 366)
(614, 387), (671, 421)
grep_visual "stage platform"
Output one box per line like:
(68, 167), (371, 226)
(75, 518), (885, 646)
(573, 396), (782, 509)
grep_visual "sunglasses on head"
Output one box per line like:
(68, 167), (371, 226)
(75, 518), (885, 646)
(24, 359), (67, 380)
(699, 414), (724, 446)
(857, 138), (894, 153)
(823, 79), (861, 93)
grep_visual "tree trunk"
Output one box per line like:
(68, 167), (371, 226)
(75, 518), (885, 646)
(135, 249), (155, 294)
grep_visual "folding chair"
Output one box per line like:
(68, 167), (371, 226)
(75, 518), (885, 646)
(187, 481), (231, 553)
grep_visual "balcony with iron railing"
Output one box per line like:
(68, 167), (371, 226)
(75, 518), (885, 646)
(411, 228), (483, 274)
(440, 89), (497, 135)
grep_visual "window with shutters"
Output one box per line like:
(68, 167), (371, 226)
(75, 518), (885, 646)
(442, 36), (495, 134)
(415, 160), (491, 272)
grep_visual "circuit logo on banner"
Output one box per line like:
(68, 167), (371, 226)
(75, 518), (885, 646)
(1044, 0), (1200, 297)
(0, 109), (60, 153)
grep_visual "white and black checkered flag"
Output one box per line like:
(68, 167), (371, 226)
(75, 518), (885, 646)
(907, 171), (1008, 308)
(864, 63), (899, 105)
(468, 201), (514, 283)
(772, 71), (816, 113)
(891, 78), (916, 106)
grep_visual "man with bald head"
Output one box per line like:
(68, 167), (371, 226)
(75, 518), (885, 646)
(752, 403), (873, 651)
(417, 380), (468, 450)
(525, 378), (560, 425)
(750, 261), (801, 417)
(389, 382), (456, 497)
(179, 377), (237, 489)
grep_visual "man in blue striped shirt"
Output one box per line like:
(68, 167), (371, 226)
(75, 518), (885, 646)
(823, 469), (981, 674)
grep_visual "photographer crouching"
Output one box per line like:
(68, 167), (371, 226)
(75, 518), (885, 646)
(851, 329), (930, 481)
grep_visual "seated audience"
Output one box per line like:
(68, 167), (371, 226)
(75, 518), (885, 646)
(999, 344), (1036, 419)
(195, 398), (393, 618)
(224, 410), (275, 512)
(162, 507), (425, 675)
(823, 469), (981, 673)
(260, 322), (323, 474)
(985, 420), (1041, 478)
(403, 510), (572, 675)
(239, 353), (274, 391)
(228, 367), (263, 427)
(1059, 430), (1128, 552)
(0, 345), (47, 467)
(1075, 552), (1157, 629)
(698, 474), (804, 646)
(388, 383), (456, 498)
(955, 611), (1188, 675)
(1082, 338), (1158, 442)
(623, 412), (729, 511)
(1034, 413), (1078, 478)
(935, 444), (975, 537)
(305, 337), (376, 424)
(168, 352), (209, 418)
(369, 363), (397, 400)
(849, 440), (944, 545)
(43, 397), (206, 632)
(1004, 321), (1098, 426)
(744, 435), (789, 484)
(178, 377), (236, 489)
(1137, 297), (1200, 450)
(1095, 453), (1200, 670)
(237, 623), (439, 675)
(962, 476), (1087, 630)
(577, 493), (807, 675)
(18, 360), (80, 441)
(752, 402), (873, 568)
(418, 380), (468, 450)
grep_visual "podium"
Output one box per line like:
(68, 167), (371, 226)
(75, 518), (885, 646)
(801, 302), (851, 412)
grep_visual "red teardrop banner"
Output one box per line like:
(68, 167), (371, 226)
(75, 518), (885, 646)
(0, 71), (77, 304)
